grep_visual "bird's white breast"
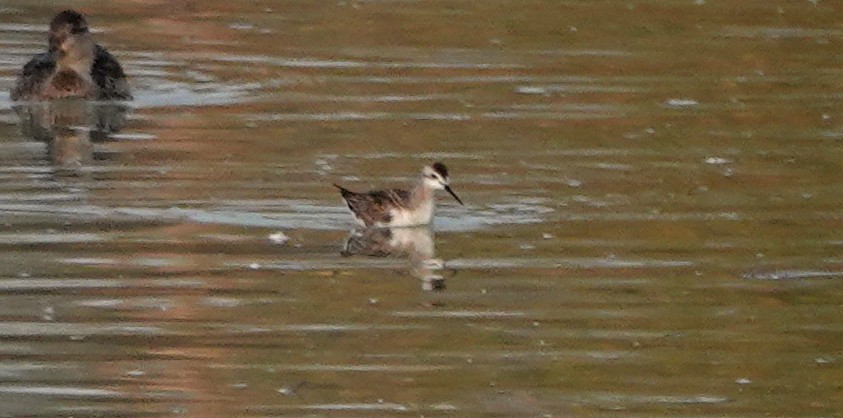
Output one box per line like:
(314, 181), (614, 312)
(382, 199), (435, 227)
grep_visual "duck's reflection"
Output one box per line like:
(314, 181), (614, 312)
(341, 226), (446, 291)
(13, 99), (128, 172)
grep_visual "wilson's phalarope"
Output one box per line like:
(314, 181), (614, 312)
(334, 162), (463, 228)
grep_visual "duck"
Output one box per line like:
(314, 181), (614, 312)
(11, 10), (132, 101)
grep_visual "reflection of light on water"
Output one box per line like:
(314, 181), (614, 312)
(446, 257), (693, 269)
(720, 26), (843, 39)
(303, 403), (408, 411)
(0, 279), (122, 291)
(176, 52), (525, 70)
(0, 199), (552, 232)
(742, 269), (843, 280)
(130, 84), (255, 108)
(0, 277), (206, 291)
(392, 310), (527, 319)
(340, 227), (444, 291)
(215, 324), (427, 334)
(583, 393), (730, 405)
(0, 232), (104, 244)
(108, 133), (156, 141)
(0, 386), (120, 398)
(244, 111), (474, 122)
(0, 322), (168, 337)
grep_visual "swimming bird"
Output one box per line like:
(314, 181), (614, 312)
(11, 10), (132, 101)
(334, 162), (463, 228)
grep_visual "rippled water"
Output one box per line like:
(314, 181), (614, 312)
(1, 1), (843, 416)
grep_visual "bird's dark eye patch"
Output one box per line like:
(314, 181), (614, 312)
(71, 26), (88, 34)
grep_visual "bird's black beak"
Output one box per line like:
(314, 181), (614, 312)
(444, 185), (464, 205)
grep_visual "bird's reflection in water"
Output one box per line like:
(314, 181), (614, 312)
(341, 226), (446, 291)
(13, 99), (128, 174)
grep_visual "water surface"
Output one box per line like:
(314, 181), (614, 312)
(1, 1), (842, 416)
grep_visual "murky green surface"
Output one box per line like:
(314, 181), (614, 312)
(1, 1), (843, 416)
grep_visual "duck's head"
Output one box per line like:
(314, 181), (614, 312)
(48, 10), (95, 70)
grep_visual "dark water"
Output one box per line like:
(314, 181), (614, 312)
(1, 1), (843, 416)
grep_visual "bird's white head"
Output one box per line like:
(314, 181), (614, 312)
(421, 162), (463, 205)
(421, 162), (449, 190)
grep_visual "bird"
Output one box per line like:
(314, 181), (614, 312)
(10, 9), (132, 101)
(334, 162), (464, 228)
